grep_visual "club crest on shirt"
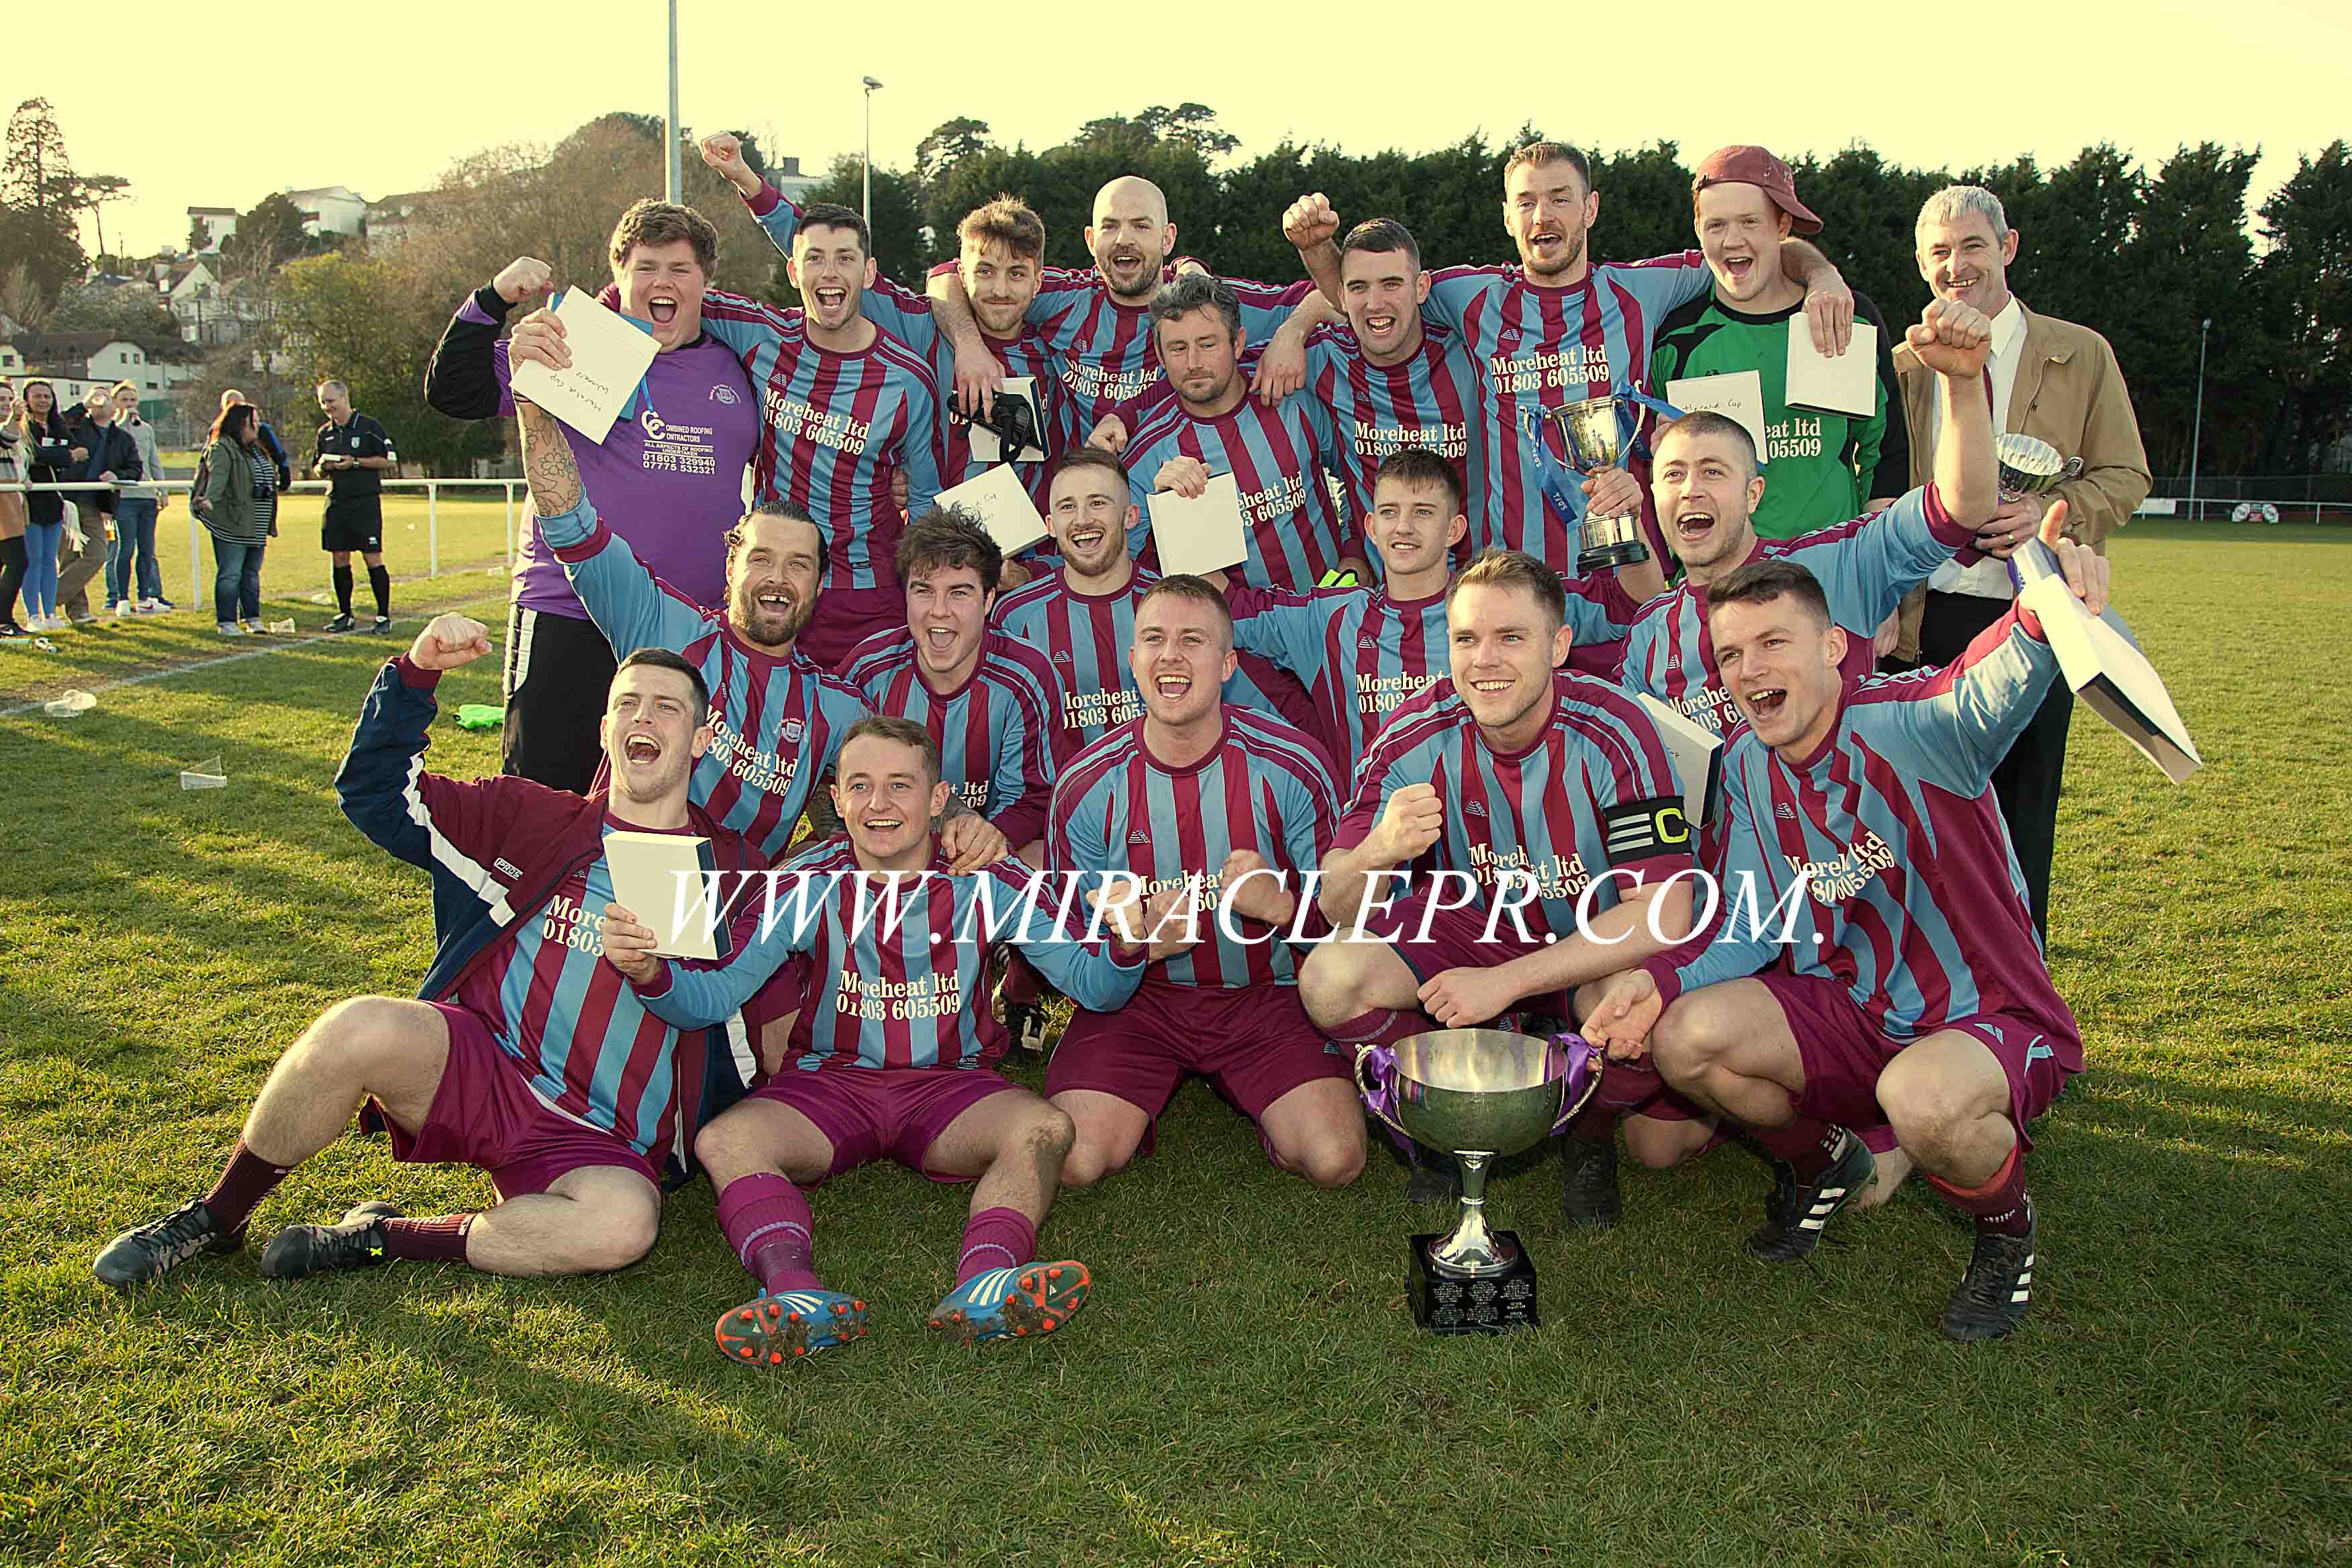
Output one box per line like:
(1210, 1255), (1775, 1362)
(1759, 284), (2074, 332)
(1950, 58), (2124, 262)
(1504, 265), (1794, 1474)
(710, 384), (741, 405)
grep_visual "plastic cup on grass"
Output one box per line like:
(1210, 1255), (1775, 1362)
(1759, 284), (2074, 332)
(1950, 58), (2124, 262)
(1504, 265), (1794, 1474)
(179, 756), (227, 790)
(42, 689), (97, 718)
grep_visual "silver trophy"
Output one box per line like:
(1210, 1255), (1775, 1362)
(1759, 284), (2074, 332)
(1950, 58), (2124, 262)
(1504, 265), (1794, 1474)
(1356, 1029), (1601, 1332)
(1539, 395), (1651, 575)
(1996, 433), (2081, 503)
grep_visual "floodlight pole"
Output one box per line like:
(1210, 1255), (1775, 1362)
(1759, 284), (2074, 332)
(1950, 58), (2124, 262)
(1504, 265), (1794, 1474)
(862, 77), (885, 228)
(665, 0), (683, 203)
(2188, 317), (2210, 522)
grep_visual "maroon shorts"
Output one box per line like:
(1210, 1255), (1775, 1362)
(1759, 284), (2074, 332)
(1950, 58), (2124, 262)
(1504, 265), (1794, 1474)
(1757, 971), (2077, 1153)
(1369, 887), (1708, 1123)
(1046, 979), (1348, 1126)
(372, 1003), (660, 1199)
(798, 583), (903, 673)
(751, 1065), (1022, 1184)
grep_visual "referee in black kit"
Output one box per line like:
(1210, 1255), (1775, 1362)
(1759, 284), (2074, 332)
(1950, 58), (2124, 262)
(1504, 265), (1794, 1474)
(313, 379), (397, 633)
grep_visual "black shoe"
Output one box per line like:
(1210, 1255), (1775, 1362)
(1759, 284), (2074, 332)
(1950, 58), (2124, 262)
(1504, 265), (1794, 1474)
(1733, 1133), (1800, 1230)
(1559, 1135), (1621, 1228)
(370, 616), (394, 636)
(0, 622), (21, 639)
(258, 1200), (403, 1279)
(1403, 1148), (1459, 1205)
(1747, 1129), (1873, 1264)
(93, 1199), (244, 1287)
(1001, 1001), (1046, 1061)
(323, 613), (356, 633)
(1941, 1199), (2037, 1342)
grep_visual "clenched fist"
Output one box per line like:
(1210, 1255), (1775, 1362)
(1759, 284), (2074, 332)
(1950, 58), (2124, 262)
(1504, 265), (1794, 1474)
(1283, 192), (1340, 252)
(1369, 783), (1444, 865)
(493, 256), (554, 306)
(1907, 297), (1994, 381)
(408, 613), (492, 671)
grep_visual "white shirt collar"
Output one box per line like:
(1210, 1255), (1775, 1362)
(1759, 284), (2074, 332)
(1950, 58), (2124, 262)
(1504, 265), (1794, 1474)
(1988, 295), (2026, 361)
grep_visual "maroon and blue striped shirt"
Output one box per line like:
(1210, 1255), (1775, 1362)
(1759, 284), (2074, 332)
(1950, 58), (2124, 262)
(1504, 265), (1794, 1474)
(1643, 609), (2081, 1063)
(696, 289), (944, 594)
(1338, 672), (1691, 937)
(1423, 254), (1710, 569)
(1047, 708), (1339, 990)
(839, 626), (1065, 846)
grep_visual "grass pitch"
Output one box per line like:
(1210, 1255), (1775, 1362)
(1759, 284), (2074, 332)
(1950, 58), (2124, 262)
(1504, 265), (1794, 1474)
(1, 523), (2345, 1566)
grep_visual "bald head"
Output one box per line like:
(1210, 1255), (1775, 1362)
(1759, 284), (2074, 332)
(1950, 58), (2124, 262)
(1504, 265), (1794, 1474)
(1087, 176), (1176, 305)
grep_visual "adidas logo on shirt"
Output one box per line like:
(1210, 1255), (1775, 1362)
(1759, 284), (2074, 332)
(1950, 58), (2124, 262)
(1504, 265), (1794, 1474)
(1465, 801), (1487, 817)
(1775, 803), (1798, 820)
(1128, 830), (1151, 845)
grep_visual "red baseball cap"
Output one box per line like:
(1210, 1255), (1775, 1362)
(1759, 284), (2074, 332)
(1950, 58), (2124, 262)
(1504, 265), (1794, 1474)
(1693, 145), (1821, 235)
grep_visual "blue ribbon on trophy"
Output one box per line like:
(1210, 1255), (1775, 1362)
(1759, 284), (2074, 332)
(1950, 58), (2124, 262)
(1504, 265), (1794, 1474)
(1521, 383), (1685, 575)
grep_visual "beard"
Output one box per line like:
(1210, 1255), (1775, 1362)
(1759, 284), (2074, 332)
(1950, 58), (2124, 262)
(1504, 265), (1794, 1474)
(728, 578), (814, 646)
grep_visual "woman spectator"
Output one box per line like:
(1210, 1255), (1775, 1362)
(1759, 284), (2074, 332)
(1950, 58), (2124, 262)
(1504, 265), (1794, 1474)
(0, 381), (28, 637)
(108, 380), (174, 616)
(17, 379), (77, 631)
(200, 401), (277, 635)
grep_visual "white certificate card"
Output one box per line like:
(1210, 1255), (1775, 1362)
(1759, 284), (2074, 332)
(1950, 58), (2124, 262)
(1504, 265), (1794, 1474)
(1149, 472), (1249, 577)
(509, 288), (659, 445)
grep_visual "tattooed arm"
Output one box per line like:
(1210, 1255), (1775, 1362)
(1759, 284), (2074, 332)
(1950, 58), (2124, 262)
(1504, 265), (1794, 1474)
(516, 397), (585, 518)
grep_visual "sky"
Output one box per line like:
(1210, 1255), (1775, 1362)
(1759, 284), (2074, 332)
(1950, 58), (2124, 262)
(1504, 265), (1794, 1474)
(29, 0), (2352, 260)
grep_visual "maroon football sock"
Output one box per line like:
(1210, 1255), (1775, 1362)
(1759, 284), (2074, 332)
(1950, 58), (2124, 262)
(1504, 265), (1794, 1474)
(1925, 1144), (2032, 1237)
(716, 1173), (822, 1294)
(383, 1214), (474, 1263)
(1751, 1118), (1847, 1178)
(955, 1206), (1038, 1287)
(200, 1140), (291, 1232)
(1324, 1006), (1429, 1048)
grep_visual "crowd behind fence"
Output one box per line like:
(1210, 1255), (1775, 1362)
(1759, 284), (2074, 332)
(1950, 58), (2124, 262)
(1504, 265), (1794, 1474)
(0, 479), (524, 614)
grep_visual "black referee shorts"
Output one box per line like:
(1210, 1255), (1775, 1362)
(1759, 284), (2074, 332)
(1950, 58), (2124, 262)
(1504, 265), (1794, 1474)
(500, 603), (619, 794)
(322, 497), (383, 554)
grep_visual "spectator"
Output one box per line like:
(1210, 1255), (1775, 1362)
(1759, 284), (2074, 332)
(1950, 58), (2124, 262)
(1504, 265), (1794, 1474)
(0, 380), (28, 637)
(311, 379), (397, 634)
(57, 387), (140, 624)
(108, 381), (175, 616)
(17, 379), (78, 631)
(1890, 185), (2151, 941)
(200, 401), (278, 636)
(216, 389), (291, 489)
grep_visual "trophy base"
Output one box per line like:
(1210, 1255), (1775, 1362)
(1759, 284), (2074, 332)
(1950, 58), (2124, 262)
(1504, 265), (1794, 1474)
(1408, 1231), (1538, 1335)
(1577, 540), (1651, 575)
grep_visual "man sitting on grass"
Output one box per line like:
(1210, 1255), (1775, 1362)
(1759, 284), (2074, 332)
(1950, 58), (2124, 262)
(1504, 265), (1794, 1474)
(597, 717), (1191, 1362)
(95, 619), (756, 1287)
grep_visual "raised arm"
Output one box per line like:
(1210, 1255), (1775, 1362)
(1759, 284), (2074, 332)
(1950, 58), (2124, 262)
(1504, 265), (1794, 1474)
(926, 266), (1005, 418)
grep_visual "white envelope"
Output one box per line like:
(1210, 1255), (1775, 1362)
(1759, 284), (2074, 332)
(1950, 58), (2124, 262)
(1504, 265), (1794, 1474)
(1665, 371), (1770, 467)
(509, 288), (659, 445)
(1149, 472), (1249, 577)
(938, 462), (1048, 556)
(1636, 693), (1724, 828)
(1785, 318), (1879, 418)
(969, 377), (1045, 463)
(2014, 543), (2202, 783)
(604, 830), (723, 959)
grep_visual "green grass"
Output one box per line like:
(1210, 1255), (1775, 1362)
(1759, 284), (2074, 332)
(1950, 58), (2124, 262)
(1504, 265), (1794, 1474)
(65, 489), (523, 618)
(3, 527), (2347, 1567)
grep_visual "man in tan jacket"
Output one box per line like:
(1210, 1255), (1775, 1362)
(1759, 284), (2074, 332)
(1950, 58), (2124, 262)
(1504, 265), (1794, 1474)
(1889, 185), (2149, 942)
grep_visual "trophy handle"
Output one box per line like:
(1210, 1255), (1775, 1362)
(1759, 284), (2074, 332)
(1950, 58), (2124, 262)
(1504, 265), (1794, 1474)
(1352, 1044), (1408, 1138)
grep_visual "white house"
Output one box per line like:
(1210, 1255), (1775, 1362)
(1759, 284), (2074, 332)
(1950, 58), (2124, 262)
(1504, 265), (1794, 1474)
(187, 206), (238, 253)
(288, 185), (368, 238)
(9, 331), (199, 408)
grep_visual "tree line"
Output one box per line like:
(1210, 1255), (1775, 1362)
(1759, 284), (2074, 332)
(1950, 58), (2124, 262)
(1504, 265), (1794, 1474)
(3, 100), (2342, 481)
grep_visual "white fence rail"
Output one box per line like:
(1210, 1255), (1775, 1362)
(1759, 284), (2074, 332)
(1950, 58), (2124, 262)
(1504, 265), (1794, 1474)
(0, 478), (522, 612)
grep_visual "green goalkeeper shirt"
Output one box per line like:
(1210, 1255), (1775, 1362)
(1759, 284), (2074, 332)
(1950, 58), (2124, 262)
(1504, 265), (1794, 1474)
(1651, 289), (1908, 541)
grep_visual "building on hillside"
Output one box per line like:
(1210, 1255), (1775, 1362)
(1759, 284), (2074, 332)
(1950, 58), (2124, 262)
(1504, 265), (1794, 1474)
(365, 191), (436, 248)
(288, 186), (368, 238)
(5, 329), (199, 409)
(187, 206), (238, 253)
(766, 156), (820, 205)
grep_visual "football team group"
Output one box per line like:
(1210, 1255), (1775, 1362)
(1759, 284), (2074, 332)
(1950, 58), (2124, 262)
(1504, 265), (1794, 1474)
(96, 128), (2155, 1359)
